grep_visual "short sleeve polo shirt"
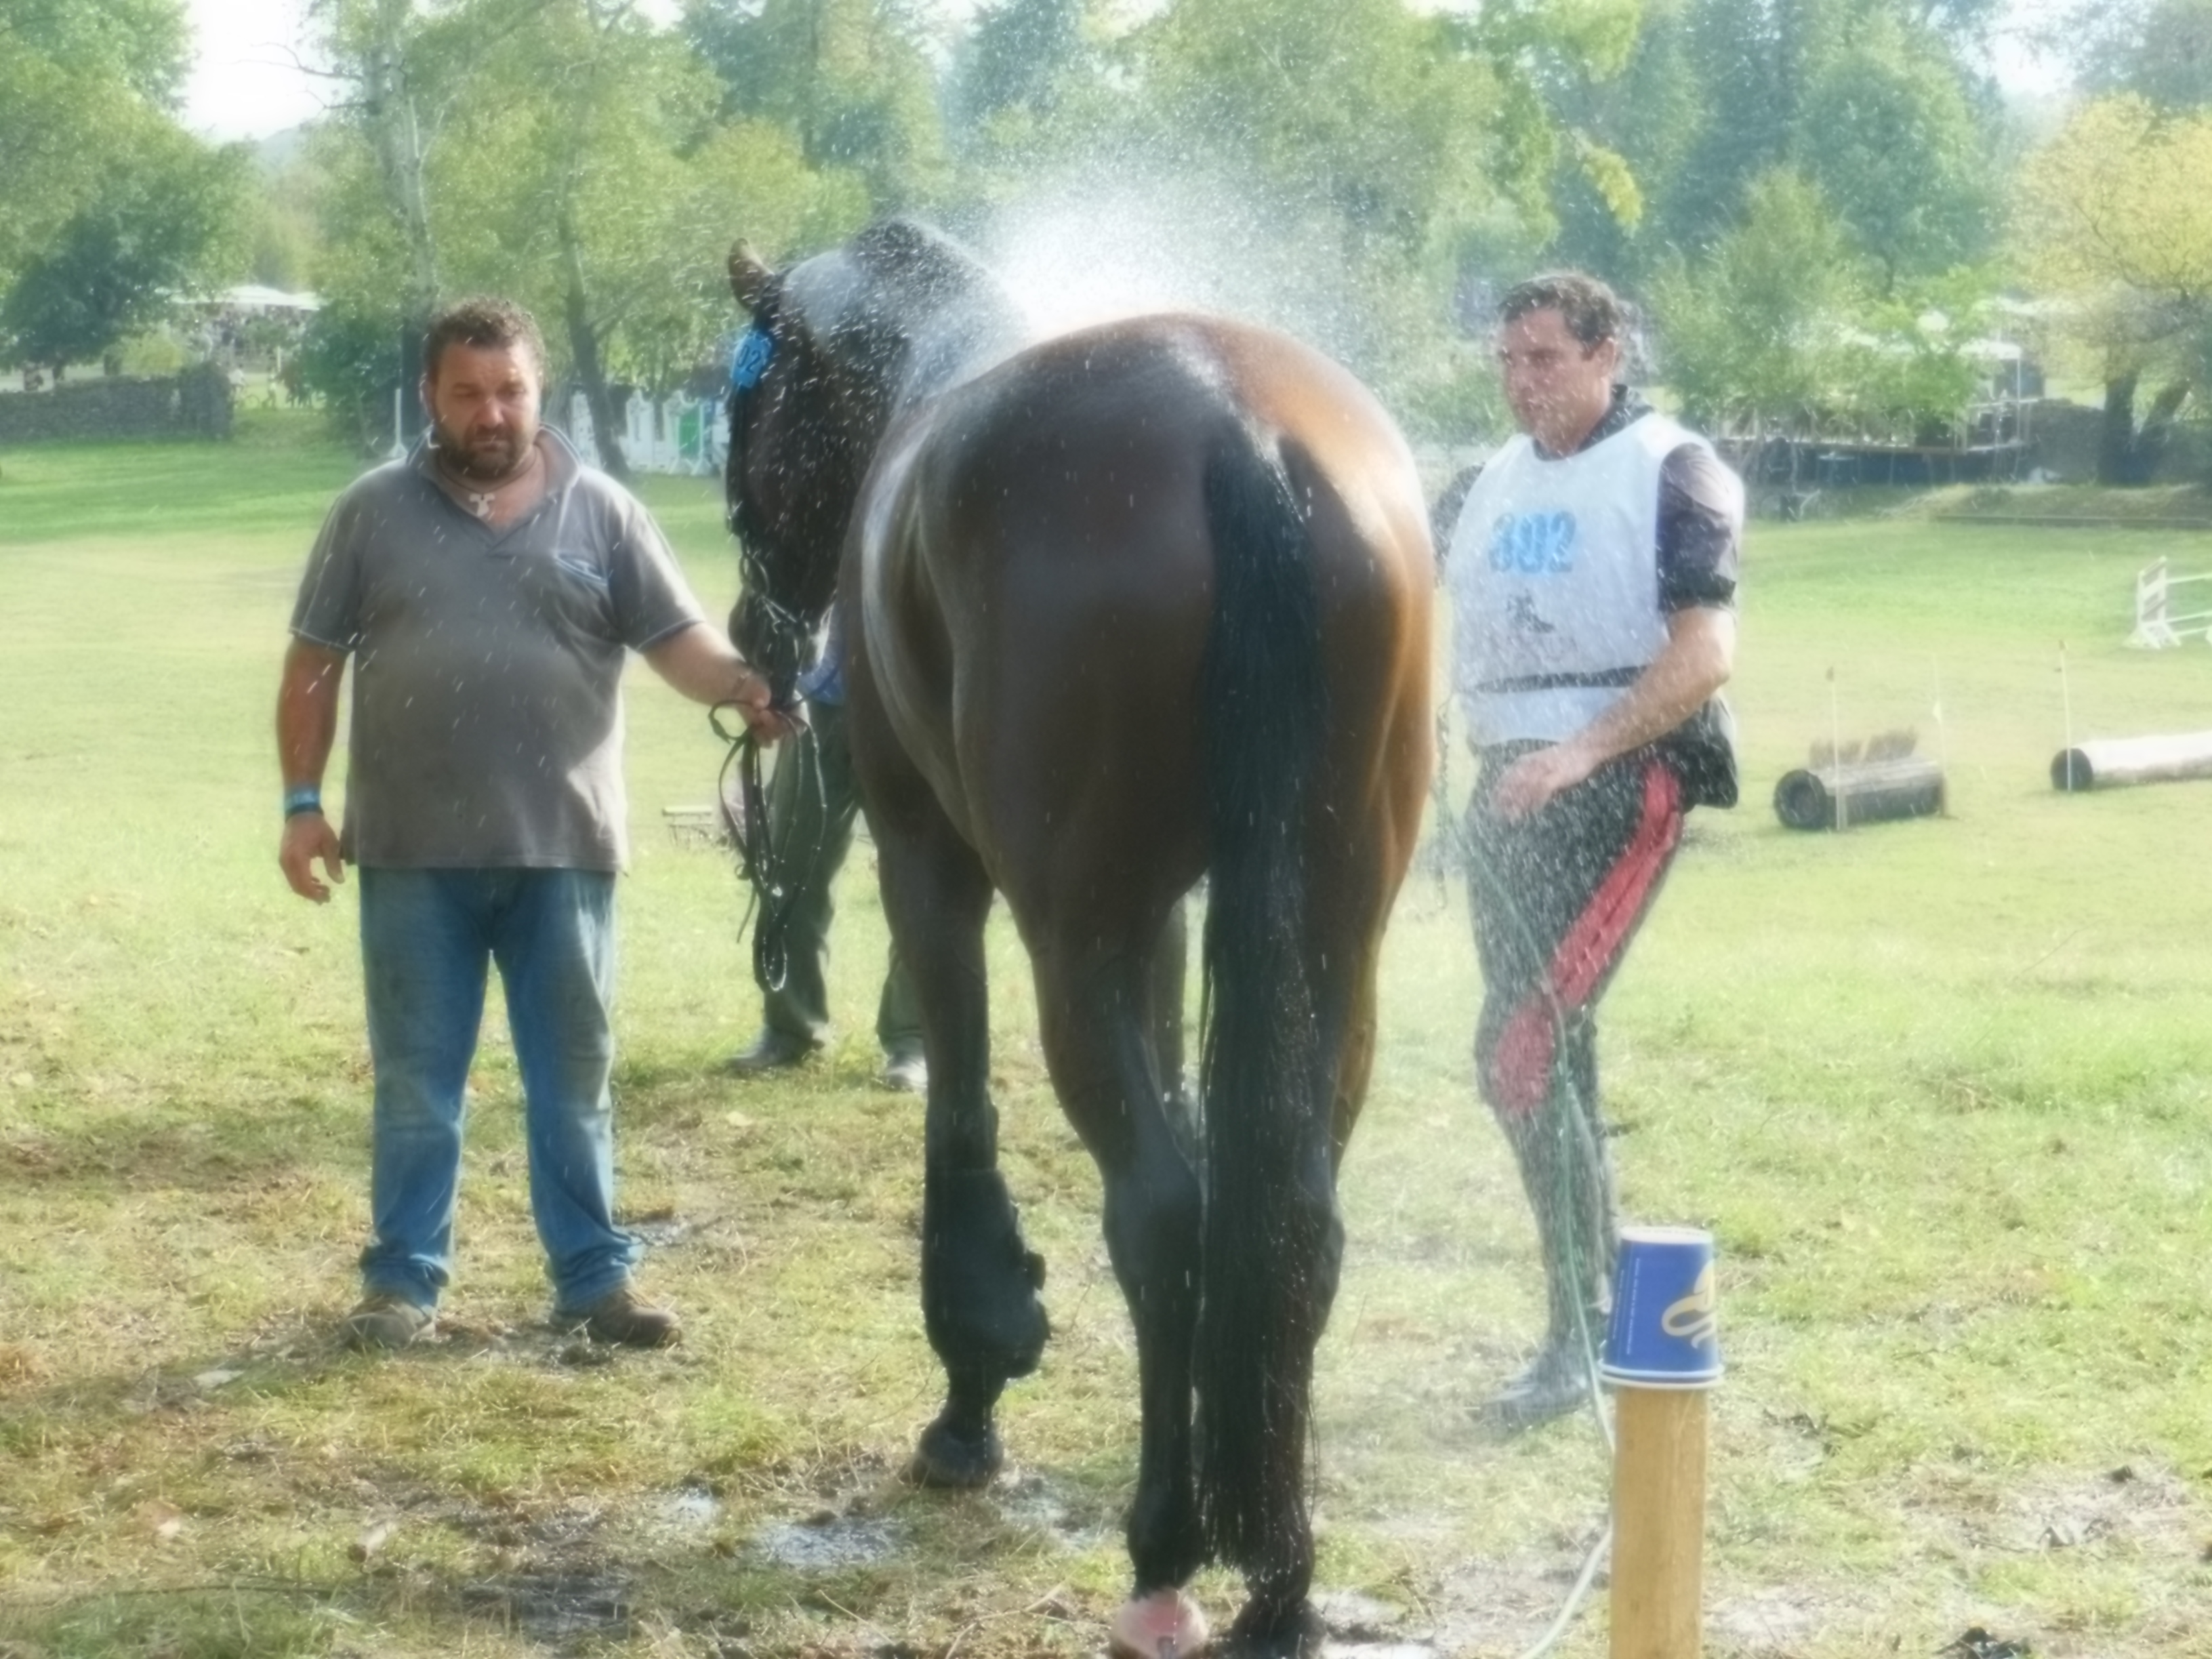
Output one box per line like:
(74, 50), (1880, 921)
(289, 429), (708, 869)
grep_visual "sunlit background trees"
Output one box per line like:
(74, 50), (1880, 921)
(3, 0), (2207, 481)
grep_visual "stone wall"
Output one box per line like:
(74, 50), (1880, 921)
(0, 365), (233, 445)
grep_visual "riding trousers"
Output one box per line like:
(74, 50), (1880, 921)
(753, 698), (922, 1057)
(1464, 743), (1687, 1334)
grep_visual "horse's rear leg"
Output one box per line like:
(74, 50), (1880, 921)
(872, 804), (1046, 1490)
(1150, 899), (1198, 1162)
(1033, 931), (1208, 1642)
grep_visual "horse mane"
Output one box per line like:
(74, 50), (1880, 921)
(795, 218), (1027, 411)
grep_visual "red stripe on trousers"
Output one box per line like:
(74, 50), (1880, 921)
(1488, 760), (1684, 1118)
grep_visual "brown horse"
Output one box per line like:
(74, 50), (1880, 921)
(723, 219), (1433, 1658)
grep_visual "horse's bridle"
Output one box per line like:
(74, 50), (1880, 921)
(724, 320), (819, 708)
(720, 311), (834, 996)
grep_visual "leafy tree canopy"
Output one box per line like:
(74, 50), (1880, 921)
(946, 0), (1092, 138)
(1650, 167), (1866, 437)
(305, 0), (869, 461)
(0, 0), (196, 286)
(1, 129), (251, 375)
(1793, 12), (1998, 291)
(683, 0), (948, 209)
(0, 0), (190, 106)
(1551, 0), (2003, 296)
(2015, 94), (2212, 304)
(2066, 0), (2212, 110)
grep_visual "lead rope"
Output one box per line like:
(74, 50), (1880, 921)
(711, 703), (826, 996)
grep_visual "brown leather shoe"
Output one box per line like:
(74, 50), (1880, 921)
(562, 1284), (681, 1348)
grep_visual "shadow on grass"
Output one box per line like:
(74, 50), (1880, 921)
(0, 1452), (1140, 1658)
(1, 1094), (361, 1194)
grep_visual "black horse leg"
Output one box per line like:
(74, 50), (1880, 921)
(1033, 936), (1207, 1600)
(872, 807), (1046, 1490)
(1148, 899), (1197, 1163)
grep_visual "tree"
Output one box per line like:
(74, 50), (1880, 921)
(1101, 0), (1588, 431)
(920, 0), (1646, 436)
(1134, 0), (1523, 255)
(2066, 0), (2212, 111)
(297, 302), (409, 451)
(1, 131), (250, 377)
(1649, 168), (1866, 470)
(303, 0), (871, 466)
(430, 0), (868, 474)
(245, 139), (331, 291)
(1544, 0), (1707, 286)
(1, 0), (188, 102)
(1656, 0), (1834, 261)
(0, 0), (249, 378)
(2014, 94), (2212, 479)
(1549, 0), (2003, 295)
(0, 0), (194, 288)
(1792, 14), (1997, 291)
(304, 0), (537, 329)
(945, 0), (1092, 140)
(683, 0), (948, 209)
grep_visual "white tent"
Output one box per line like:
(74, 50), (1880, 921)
(214, 285), (322, 313)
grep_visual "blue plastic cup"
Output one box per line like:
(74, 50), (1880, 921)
(1601, 1224), (1722, 1389)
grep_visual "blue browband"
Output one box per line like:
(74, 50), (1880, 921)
(731, 327), (775, 392)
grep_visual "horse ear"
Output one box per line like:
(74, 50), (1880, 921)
(728, 241), (777, 313)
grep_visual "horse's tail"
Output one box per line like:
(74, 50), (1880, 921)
(1193, 419), (1336, 1589)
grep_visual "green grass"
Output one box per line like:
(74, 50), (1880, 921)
(4, 415), (2212, 1657)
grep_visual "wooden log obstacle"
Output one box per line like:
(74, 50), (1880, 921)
(1774, 729), (1946, 830)
(1774, 757), (1946, 830)
(2128, 558), (2212, 649)
(2051, 731), (2212, 791)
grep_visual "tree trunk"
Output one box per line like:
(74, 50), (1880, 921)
(363, 0), (439, 319)
(2099, 371), (2193, 485)
(558, 206), (630, 483)
(2098, 371), (2140, 485)
(2138, 380), (2193, 480)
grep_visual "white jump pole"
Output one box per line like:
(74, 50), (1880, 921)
(2058, 642), (2075, 791)
(1826, 668), (1847, 832)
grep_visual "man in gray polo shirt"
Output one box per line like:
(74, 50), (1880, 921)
(276, 295), (790, 1351)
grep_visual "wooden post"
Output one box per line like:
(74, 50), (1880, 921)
(1610, 1387), (1709, 1659)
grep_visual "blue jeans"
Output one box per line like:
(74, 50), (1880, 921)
(357, 867), (639, 1313)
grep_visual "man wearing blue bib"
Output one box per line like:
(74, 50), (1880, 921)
(1443, 272), (1742, 1429)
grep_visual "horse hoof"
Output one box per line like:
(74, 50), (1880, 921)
(1108, 1589), (1210, 1659)
(905, 1416), (1003, 1490)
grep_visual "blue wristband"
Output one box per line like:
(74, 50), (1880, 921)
(283, 785), (323, 819)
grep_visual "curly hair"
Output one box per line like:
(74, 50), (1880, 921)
(1498, 272), (1627, 351)
(422, 297), (546, 380)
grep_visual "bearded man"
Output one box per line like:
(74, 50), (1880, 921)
(276, 297), (791, 1351)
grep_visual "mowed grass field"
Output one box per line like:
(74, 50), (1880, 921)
(3, 415), (2211, 1659)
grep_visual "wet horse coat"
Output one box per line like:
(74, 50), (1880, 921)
(724, 221), (1433, 1656)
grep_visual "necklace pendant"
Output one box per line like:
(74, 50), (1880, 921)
(468, 491), (493, 518)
